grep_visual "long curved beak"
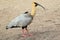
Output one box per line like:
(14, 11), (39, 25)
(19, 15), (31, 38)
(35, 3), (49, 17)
(34, 2), (45, 10)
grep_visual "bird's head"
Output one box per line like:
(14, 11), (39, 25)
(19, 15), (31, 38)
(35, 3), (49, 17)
(34, 2), (45, 10)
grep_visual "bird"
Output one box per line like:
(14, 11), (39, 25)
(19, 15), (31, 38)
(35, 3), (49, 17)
(6, 2), (45, 37)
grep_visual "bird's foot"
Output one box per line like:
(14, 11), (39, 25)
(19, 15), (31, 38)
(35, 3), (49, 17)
(21, 34), (27, 37)
(28, 33), (32, 36)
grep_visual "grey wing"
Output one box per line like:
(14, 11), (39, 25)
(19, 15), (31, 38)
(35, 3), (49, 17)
(6, 16), (22, 28)
(6, 19), (19, 28)
(17, 16), (33, 26)
(6, 14), (33, 29)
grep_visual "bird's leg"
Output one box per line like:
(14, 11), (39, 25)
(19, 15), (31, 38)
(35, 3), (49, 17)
(22, 29), (27, 37)
(25, 27), (32, 36)
(22, 26), (32, 37)
(22, 26), (28, 37)
(22, 29), (26, 37)
(25, 27), (28, 34)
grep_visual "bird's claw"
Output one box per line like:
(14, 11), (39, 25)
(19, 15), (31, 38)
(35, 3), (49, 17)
(21, 34), (27, 37)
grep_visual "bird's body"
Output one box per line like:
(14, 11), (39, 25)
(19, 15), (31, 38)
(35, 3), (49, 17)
(6, 2), (45, 37)
(6, 13), (33, 29)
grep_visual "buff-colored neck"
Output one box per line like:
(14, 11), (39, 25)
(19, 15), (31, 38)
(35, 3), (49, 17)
(31, 2), (36, 17)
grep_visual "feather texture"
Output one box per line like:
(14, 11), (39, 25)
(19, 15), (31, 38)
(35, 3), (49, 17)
(6, 13), (33, 29)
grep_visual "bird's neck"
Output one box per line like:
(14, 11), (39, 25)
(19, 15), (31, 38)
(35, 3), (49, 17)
(31, 2), (36, 17)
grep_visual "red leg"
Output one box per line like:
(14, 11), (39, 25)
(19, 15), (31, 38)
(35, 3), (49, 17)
(22, 29), (27, 37)
(25, 28), (32, 36)
(22, 27), (32, 37)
